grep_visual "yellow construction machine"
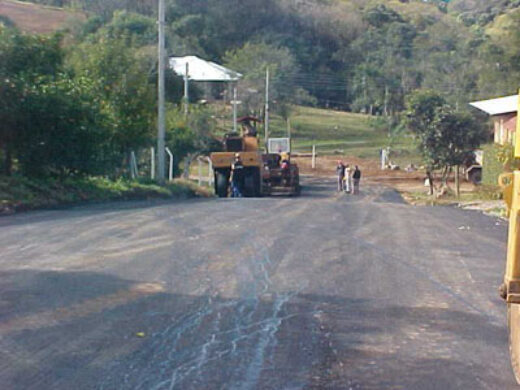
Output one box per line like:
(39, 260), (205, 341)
(210, 116), (263, 197)
(210, 117), (300, 197)
(499, 89), (520, 383)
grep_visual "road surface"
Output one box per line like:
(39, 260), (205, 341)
(0, 177), (516, 389)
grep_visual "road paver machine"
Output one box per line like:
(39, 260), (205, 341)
(210, 117), (300, 197)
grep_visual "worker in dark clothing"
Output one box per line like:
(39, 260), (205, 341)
(336, 160), (345, 192)
(231, 153), (245, 197)
(352, 165), (361, 195)
(280, 152), (291, 185)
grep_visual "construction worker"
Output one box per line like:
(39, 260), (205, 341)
(336, 160), (345, 191)
(280, 152), (291, 185)
(241, 120), (257, 137)
(352, 165), (361, 195)
(344, 164), (353, 193)
(231, 153), (245, 197)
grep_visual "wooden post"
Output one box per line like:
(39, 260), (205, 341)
(455, 165), (460, 199)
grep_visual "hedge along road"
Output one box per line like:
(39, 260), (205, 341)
(0, 177), (515, 389)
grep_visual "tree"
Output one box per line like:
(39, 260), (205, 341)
(14, 76), (111, 176)
(430, 107), (486, 196)
(0, 27), (64, 175)
(165, 106), (220, 178)
(69, 37), (156, 174)
(0, 27), (113, 177)
(223, 42), (308, 116)
(405, 90), (486, 196)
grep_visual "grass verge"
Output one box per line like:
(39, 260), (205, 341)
(0, 175), (212, 215)
(403, 185), (503, 205)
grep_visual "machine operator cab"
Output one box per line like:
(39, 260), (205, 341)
(222, 116), (261, 153)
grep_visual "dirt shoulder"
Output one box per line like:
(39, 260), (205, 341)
(293, 154), (506, 218)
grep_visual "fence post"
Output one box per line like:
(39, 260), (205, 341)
(151, 147), (155, 179)
(198, 157), (202, 186)
(129, 152), (135, 179)
(130, 151), (139, 179)
(312, 144), (316, 169)
(165, 147), (173, 181)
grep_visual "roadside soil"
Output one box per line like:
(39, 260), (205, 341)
(293, 155), (505, 217)
(294, 155), (474, 192)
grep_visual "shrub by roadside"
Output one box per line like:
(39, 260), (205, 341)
(0, 176), (212, 215)
(402, 184), (503, 206)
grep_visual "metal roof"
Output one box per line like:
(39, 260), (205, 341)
(169, 56), (242, 82)
(469, 94), (518, 116)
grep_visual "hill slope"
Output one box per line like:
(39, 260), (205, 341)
(0, 0), (84, 33)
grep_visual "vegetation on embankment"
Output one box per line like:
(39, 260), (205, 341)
(0, 176), (211, 215)
(266, 106), (419, 165)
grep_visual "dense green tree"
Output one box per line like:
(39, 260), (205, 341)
(165, 106), (220, 177)
(223, 42), (314, 115)
(404, 90), (486, 195)
(14, 76), (110, 176)
(0, 27), (110, 176)
(0, 27), (64, 174)
(69, 37), (156, 167)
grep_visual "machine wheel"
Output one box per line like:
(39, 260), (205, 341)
(294, 176), (301, 196)
(215, 170), (229, 198)
(508, 303), (520, 383)
(243, 167), (261, 197)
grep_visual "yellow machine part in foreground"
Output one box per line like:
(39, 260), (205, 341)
(502, 89), (520, 383)
(504, 90), (520, 299)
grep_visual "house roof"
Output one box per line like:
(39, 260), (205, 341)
(168, 56), (242, 82)
(469, 94), (518, 116)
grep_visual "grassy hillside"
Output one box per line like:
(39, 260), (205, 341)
(486, 7), (520, 39)
(267, 106), (418, 162)
(0, 0), (84, 33)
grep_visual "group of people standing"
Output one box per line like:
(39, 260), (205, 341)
(336, 160), (361, 194)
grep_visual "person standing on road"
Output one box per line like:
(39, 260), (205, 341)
(336, 160), (345, 192)
(344, 164), (353, 193)
(231, 153), (245, 197)
(352, 165), (361, 195)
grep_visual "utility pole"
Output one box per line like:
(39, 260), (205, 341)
(184, 62), (189, 117)
(264, 67), (270, 148)
(157, 0), (166, 184)
(384, 85), (389, 116)
(233, 87), (238, 133)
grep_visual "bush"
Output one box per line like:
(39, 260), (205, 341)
(482, 143), (507, 186)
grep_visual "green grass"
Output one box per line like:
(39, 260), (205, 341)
(405, 185), (503, 206)
(267, 106), (420, 163)
(0, 175), (211, 214)
(209, 104), (420, 163)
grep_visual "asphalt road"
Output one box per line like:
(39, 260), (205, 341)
(0, 177), (516, 389)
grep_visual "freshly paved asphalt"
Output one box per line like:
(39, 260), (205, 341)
(0, 177), (516, 389)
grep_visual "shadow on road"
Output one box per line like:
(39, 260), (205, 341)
(0, 197), (216, 227)
(0, 269), (513, 389)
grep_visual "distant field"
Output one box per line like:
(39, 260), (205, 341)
(267, 106), (419, 164)
(0, 0), (84, 33)
(213, 105), (420, 164)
